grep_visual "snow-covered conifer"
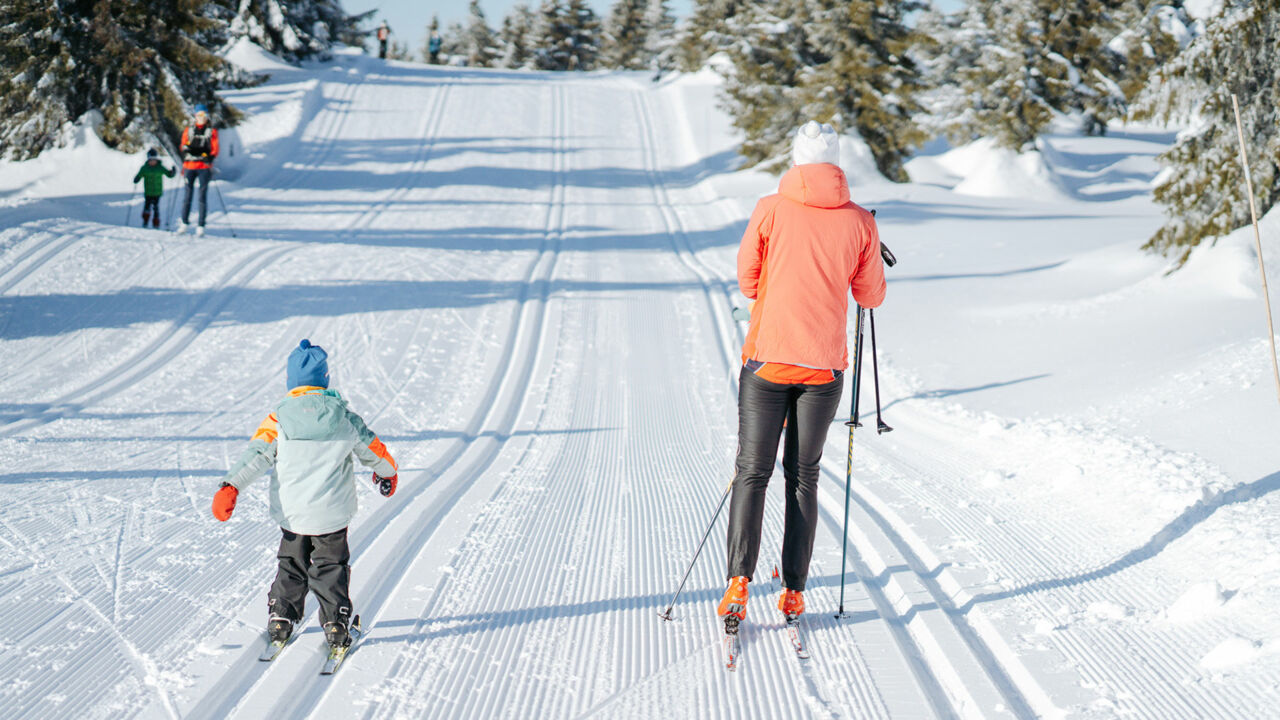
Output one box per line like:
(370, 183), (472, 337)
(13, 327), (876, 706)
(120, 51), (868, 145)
(0, 0), (235, 160)
(217, 0), (367, 63)
(643, 0), (678, 75)
(499, 5), (537, 69)
(1135, 1), (1279, 265)
(797, 0), (928, 182)
(601, 0), (650, 70)
(719, 0), (814, 170)
(565, 0), (602, 70)
(464, 0), (500, 68)
(676, 0), (742, 72)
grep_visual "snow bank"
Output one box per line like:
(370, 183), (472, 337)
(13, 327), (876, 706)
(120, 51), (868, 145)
(941, 138), (1071, 200)
(224, 36), (296, 74)
(0, 111), (147, 201)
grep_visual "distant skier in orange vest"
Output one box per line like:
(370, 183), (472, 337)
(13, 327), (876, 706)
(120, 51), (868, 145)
(178, 105), (219, 237)
(377, 21), (391, 59)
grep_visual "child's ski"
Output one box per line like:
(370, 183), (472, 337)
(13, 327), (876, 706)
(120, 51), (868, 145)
(258, 634), (292, 662)
(320, 616), (363, 675)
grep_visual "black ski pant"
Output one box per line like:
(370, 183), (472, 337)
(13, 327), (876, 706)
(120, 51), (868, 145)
(726, 368), (843, 591)
(141, 196), (161, 227)
(181, 167), (211, 227)
(267, 527), (353, 627)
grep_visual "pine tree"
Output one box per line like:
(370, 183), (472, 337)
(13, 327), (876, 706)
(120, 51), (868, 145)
(676, 0), (742, 72)
(1135, 0), (1280, 265)
(944, 0), (1127, 150)
(720, 0), (815, 170)
(798, 0), (929, 182)
(499, 5), (537, 68)
(601, 0), (650, 70)
(1109, 1), (1193, 103)
(218, 0), (366, 62)
(565, 0), (602, 70)
(643, 0), (678, 75)
(464, 0), (499, 68)
(532, 0), (573, 70)
(0, 0), (236, 160)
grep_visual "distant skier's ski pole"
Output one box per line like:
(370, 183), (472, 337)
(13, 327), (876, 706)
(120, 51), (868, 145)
(659, 477), (734, 621)
(125, 183), (138, 226)
(836, 306), (865, 618)
(1231, 93), (1280, 404)
(212, 176), (239, 238)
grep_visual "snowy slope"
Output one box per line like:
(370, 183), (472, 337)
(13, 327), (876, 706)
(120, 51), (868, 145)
(3, 47), (1280, 719)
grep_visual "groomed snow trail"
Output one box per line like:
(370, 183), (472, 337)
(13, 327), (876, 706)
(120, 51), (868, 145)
(3, 54), (1276, 719)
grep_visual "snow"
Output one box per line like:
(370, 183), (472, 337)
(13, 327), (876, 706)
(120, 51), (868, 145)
(4, 48), (1280, 719)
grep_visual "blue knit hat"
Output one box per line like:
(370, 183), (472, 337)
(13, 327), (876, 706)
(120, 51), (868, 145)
(194, 104), (208, 114)
(287, 339), (329, 389)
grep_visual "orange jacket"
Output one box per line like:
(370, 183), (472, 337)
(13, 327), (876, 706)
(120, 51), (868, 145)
(738, 163), (887, 371)
(181, 124), (219, 170)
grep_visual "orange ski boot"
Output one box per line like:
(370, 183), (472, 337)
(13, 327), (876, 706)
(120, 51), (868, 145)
(717, 576), (749, 622)
(778, 588), (805, 619)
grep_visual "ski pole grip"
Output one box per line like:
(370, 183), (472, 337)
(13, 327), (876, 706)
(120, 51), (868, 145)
(880, 243), (896, 268)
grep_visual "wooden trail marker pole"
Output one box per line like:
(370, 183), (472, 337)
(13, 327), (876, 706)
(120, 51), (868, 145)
(1231, 93), (1280, 404)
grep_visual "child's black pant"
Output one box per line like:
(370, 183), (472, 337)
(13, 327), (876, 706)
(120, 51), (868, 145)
(141, 196), (161, 227)
(268, 527), (352, 627)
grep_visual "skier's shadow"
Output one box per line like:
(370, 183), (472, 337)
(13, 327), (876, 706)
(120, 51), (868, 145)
(961, 470), (1280, 610)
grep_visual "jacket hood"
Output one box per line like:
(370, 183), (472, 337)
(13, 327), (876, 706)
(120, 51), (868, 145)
(778, 164), (851, 209)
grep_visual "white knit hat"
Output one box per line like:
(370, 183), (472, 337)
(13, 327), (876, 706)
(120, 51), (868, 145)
(792, 121), (839, 166)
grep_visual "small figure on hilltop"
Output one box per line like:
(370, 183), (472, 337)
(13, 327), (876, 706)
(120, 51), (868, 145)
(378, 20), (391, 59)
(132, 148), (175, 229)
(428, 30), (442, 65)
(212, 339), (399, 655)
(178, 105), (218, 237)
(719, 122), (886, 636)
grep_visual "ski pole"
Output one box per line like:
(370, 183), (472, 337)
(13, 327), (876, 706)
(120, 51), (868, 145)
(658, 476), (734, 621)
(212, 175), (239, 238)
(124, 183), (138, 226)
(836, 306), (866, 618)
(870, 310), (892, 434)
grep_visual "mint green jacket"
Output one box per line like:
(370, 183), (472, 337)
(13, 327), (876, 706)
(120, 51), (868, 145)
(222, 388), (397, 535)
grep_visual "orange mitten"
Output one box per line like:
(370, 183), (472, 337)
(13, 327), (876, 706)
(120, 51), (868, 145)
(212, 484), (238, 521)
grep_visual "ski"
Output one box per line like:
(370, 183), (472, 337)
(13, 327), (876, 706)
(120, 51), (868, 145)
(258, 635), (291, 662)
(320, 616), (363, 675)
(785, 615), (811, 660)
(723, 616), (742, 672)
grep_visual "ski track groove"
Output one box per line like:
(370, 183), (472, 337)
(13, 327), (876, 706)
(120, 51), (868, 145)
(358, 80), (573, 720)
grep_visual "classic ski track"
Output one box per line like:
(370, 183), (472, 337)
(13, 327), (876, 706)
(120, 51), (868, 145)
(344, 81), (573, 720)
(633, 85), (1059, 718)
(187, 81), (570, 720)
(0, 221), (92, 295)
(360, 80), (746, 720)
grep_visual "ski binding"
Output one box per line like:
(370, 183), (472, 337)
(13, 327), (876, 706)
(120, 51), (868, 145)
(320, 615), (362, 675)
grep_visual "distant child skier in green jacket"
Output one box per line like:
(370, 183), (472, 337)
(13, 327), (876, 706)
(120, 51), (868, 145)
(132, 149), (175, 228)
(212, 339), (399, 651)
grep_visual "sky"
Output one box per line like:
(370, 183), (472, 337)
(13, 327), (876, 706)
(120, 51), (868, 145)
(344, 1), (694, 42)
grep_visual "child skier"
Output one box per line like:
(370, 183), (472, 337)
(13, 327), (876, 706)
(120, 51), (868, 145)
(212, 339), (399, 651)
(132, 149), (175, 229)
